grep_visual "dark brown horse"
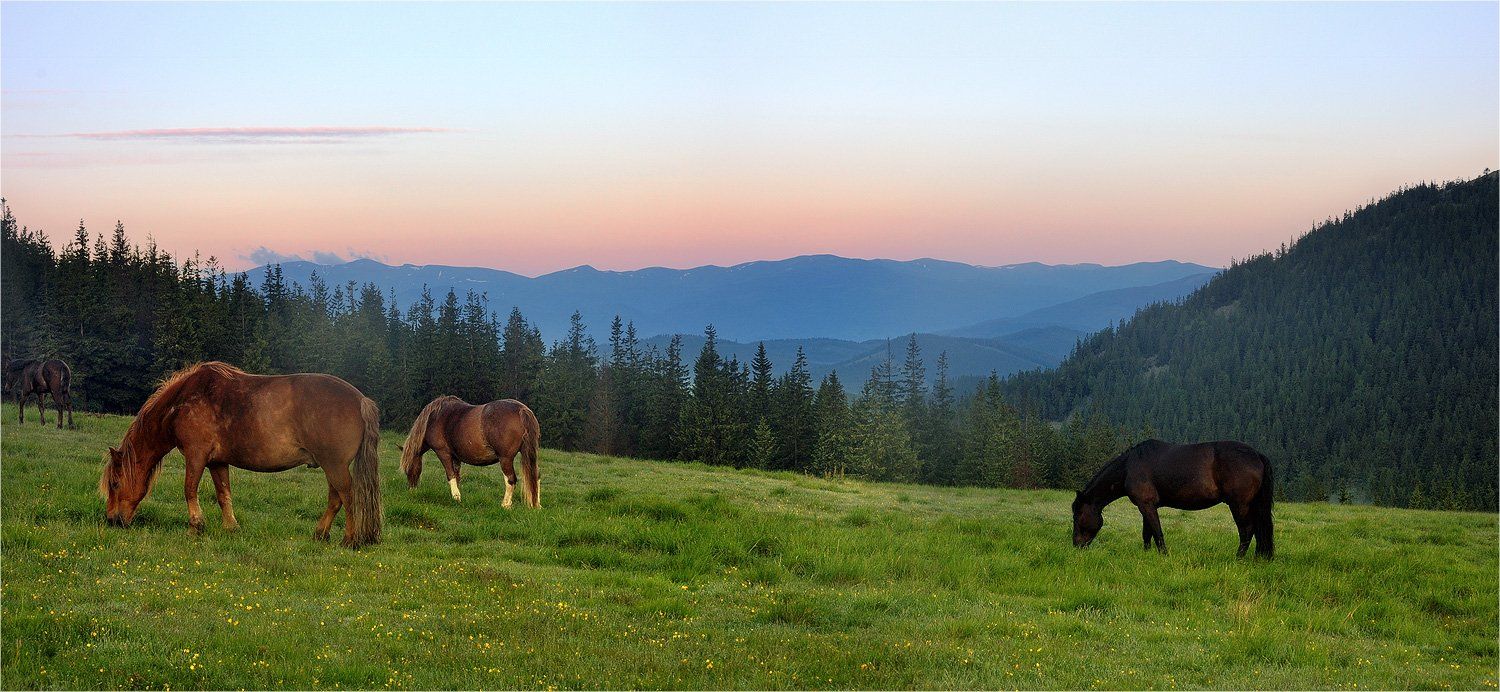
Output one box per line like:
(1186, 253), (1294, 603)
(400, 396), (541, 509)
(4, 356), (74, 428)
(1072, 439), (1274, 558)
(99, 362), (383, 547)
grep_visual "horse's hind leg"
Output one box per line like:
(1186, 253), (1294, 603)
(321, 463), (356, 546)
(209, 464), (239, 531)
(1142, 521), (1153, 551)
(1230, 504), (1253, 558)
(13, 391), (22, 424)
(51, 391), (66, 429)
(313, 485), (342, 542)
(500, 455), (518, 510)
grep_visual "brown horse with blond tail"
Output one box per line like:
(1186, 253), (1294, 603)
(99, 362), (383, 548)
(401, 396), (541, 509)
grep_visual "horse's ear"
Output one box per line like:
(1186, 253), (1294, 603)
(108, 446), (119, 456)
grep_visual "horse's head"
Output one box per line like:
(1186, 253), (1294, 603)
(1072, 492), (1103, 548)
(100, 445), (161, 527)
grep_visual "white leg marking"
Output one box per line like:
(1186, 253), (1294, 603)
(449, 478), (462, 502)
(502, 482), (514, 509)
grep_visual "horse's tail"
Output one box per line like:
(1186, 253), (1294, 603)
(1251, 454), (1275, 559)
(346, 396), (383, 548)
(519, 404), (541, 508)
(401, 400), (437, 488)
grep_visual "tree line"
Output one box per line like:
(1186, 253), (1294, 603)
(1, 201), (1137, 493)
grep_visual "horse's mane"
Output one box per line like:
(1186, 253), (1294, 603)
(400, 395), (467, 476)
(1081, 453), (1125, 490)
(126, 361), (244, 438)
(1080, 439), (1169, 495)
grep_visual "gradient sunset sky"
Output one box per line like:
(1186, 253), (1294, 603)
(3, 2), (1495, 275)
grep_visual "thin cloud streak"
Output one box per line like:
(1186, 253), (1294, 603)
(12, 126), (456, 142)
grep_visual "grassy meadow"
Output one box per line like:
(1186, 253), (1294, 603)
(1, 403), (1496, 690)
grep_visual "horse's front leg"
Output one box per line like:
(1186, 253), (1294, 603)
(435, 449), (462, 502)
(1138, 503), (1167, 554)
(184, 457), (208, 535)
(35, 392), (45, 426)
(13, 391), (22, 424)
(1142, 521), (1153, 551)
(209, 464), (239, 531)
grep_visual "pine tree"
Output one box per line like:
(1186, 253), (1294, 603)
(749, 342), (774, 418)
(920, 351), (959, 484)
(534, 311), (597, 451)
(499, 307), (545, 402)
(812, 372), (853, 477)
(639, 336), (689, 460)
(771, 347), (816, 471)
(749, 418), (777, 470)
(679, 325), (746, 466)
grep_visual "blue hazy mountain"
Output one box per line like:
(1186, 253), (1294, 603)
(256, 255), (1217, 343)
(940, 272), (1218, 338)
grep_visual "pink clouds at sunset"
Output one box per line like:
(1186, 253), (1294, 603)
(22, 126), (456, 142)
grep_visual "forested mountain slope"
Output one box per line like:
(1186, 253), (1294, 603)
(1006, 172), (1498, 509)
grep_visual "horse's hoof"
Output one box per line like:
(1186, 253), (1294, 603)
(188, 524), (205, 536)
(313, 531), (330, 542)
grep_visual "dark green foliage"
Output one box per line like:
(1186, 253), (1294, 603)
(1005, 172), (1499, 510)
(534, 311), (597, 451)
(811, 372), (853, 477)
(769, 348), (816, 471)
(678, 326), (749, 466)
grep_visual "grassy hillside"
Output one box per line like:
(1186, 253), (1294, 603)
(3, 405), (1495, 690)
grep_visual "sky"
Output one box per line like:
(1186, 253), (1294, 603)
(2, 2), (1495, 275)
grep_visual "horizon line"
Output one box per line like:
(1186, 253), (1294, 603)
(238, 253), (1226, 279)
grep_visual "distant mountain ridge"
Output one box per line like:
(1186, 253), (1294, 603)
(942, 272), (1218, 338)
(256, 254), (1218, 343)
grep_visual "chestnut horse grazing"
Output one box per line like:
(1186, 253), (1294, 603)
(99, 362), (383, 547)
(1072, 439), (1274, 559)
(400, 396), (541, 509)
(4, 356), (74, 428)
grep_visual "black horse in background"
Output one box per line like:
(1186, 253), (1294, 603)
(3, 356), (75, 428)
(1072, 439), (1274, 558)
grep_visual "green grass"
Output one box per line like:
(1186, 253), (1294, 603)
(2, 403), (1496, 690)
